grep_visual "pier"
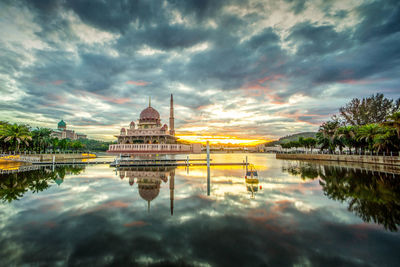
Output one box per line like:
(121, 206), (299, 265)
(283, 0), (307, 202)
(27, 158), (248, 167)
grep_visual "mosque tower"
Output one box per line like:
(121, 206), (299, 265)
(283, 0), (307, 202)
(170, 170), (175, 216)
(169, 94), (175, 136)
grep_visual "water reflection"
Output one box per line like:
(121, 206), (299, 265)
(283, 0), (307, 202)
(0, 155), (399, 266)
(283, 162), (400, 231)
(0, 165), (85, 203)
(118, 166), (176, 215)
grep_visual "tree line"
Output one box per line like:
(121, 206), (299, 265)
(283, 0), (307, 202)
(281, 93), (400, 154)
(0, 121), (112, 153)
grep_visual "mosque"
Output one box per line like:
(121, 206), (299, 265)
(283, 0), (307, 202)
(119, 166), (176, 214)
(51, 120), (87, 140)
(108, 94), (201, 153)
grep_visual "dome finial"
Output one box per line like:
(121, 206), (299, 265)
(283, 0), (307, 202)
(149, 96), (151, 107)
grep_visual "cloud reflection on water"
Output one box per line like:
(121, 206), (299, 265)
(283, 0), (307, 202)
(0, 154), (399, 266)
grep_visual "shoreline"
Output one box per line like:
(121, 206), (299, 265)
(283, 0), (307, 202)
(0, 153), (96, 163)
(276, 153), (400, 166)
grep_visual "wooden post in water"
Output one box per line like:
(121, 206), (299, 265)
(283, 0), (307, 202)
(245, 156), (248, 173)
(187, 155), (189, 174)
(207, 141), (210, 196)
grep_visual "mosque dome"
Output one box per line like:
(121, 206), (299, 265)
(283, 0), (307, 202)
(54, 177), (63, 186)
(140, 107), (160, 121)
(138, 181), (160, 202)
(58, 120), (66, 128)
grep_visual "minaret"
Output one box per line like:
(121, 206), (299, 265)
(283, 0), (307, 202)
(170, 170), (175, 216)
(169, 94), (175, 136)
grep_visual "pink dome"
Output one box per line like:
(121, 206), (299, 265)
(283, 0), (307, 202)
(140, 107), (160, 120)
(138, 184), (160, 201)
(130, 121), (135, 126)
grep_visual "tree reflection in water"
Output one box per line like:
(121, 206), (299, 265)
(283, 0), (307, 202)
(0, 165), (85, 203)
(283, 162), (400, 232)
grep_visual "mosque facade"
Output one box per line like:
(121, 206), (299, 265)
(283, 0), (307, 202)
(108, 94), (201, 153)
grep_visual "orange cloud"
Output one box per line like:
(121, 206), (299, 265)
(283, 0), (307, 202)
(241, 74), (285, 98)
(52, 80), (65, 85)
(126, 80), (150, 86)
(176, 134), (267, 146)
(338, 78), (384, 85)
(74, 90), (131, 104)
(124, 220), (149, 227)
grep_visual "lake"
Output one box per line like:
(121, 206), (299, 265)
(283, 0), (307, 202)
(0, 153), (399, 266)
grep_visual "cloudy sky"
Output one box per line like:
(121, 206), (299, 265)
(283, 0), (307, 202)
(0, 0), (399, 141)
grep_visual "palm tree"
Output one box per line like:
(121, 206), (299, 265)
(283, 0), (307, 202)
(317, 120), (339, 153)
(336, 126), (358, 154)
(31, 128), (52, 153)
(0, 123), (32, 152)
(373, 128), (398, 154)
(384, 112), (400, 138)
(357, 124), (381, 152)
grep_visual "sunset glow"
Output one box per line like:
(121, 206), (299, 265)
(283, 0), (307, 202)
(176, 135), (268, 146)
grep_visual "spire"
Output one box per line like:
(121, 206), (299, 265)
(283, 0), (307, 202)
(149, 96), (151, 107)
(169, 94), (175, 136)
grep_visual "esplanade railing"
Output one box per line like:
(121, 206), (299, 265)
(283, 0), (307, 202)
(108, 143), (192, 153)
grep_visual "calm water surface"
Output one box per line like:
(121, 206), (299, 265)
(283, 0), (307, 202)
(1, 154), (399, 266)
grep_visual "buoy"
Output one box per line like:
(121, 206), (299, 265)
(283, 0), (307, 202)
(245, 176), (247, 179)
(260, 185), (262, 189)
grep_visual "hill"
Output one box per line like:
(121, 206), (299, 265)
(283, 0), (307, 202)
(265, 132), (316, 147)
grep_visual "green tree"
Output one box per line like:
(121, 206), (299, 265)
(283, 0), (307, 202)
(70, 140), (84, 151)
(57, 138), (69, 151)
(339, 93), (399, 126)
(0, 123), (32, 152)
(384, 112), (400, 139)
(373, 127), (398, 154)
(317, 119), (340, 153)
(336, 126), (359, 154)
(304, 137), (317, 152)
(31, 127), (52, 153)
(357, 124), (382, 152)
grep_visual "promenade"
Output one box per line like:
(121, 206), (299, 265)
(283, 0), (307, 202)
(276, 153), (400, 166)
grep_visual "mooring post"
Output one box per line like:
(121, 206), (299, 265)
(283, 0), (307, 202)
(207, 141), (210, 196)
(187, 155), (189, 174)
(52, 155), (55, 165)
(245, 156), (248, 173)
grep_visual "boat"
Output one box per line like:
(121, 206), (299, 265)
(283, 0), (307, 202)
(245, 164), (261, 199)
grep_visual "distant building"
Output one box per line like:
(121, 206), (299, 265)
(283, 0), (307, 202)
(51, 120), (87, 140)
(108, 94), (201, 153)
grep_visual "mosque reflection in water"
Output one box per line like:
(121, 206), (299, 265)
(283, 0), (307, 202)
(1, 161), (399, 232)
(118, 166), (176, 215)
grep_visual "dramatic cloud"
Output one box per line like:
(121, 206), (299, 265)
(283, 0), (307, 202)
(0, 0), (399, 140)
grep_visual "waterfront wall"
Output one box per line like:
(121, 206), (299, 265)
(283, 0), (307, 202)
(39, 153), (96, 161)
(0, 153), (96, 163)
(276, 153), (400, 166)
(108, 143), (200, 154)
